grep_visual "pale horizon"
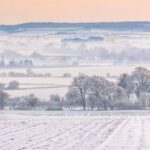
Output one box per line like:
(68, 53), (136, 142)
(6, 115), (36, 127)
(0, 0), (150, 24)
(2, 20), (150, 25)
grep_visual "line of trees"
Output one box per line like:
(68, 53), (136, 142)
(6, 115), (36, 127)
(66, 67), (150, 110)
(0, 81), (19, 90)
(118, 67), (150, 108)
(0, 93), (64, 111)
(0, 67), (149, 111)
(66, 74), (128, 110)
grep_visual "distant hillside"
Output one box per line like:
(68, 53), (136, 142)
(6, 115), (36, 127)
(0, 22), (150, 33)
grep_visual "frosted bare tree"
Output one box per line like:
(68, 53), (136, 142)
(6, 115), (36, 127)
(24, 94), (39, 110)
(89, 76), (128, 110)
(132, 67), (150, 95)
(66, 74), (90, 110)
(0, 91), (9, 110)
(118, 73), (134, 98)
(87, 93), (97, 110)
(112, 86), (128, 101)
(89, 76), (109, 110)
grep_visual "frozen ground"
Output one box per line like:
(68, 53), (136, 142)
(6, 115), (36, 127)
(1, 111), (150, 150)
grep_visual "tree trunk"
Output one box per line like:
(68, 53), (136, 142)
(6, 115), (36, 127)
(83, 105), (86, 111)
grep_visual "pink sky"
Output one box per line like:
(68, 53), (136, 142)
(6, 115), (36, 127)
(0, 0), (150, 24)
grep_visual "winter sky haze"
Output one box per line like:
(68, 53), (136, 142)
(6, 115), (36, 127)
(0, 0), (150, 24)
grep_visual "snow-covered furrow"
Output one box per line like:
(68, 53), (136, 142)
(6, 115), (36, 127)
(58, 117), (124, 150)
(24, 118), (96, 149)
(97, 116), (142, 150)
(138, 117), (150, 150)
(0, 114), (150, 150)
(35, 118), (117, 149)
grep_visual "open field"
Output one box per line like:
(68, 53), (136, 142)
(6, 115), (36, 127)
(0, 65), (150, 100)
(1, 111), (150, 150)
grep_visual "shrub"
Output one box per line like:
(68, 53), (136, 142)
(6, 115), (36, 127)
(63, 73), (72, 78)
(7, 81), (19, 89)
(114, 101), (143, 110)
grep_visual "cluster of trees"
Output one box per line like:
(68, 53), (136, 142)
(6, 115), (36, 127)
(0, 93), (63, 111)
(0, 69), (71, 78)
(118, 67), (150, 108)
(66, 74), (128, 110)
(66, 67), (150, 110)
(0, 67), (149, 111)
(0, 81), (19, 90)
(0, 58), (33, 67)
(0, 69), (52, 77)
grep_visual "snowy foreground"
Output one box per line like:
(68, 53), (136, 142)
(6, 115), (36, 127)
(1, 111), (150, 150)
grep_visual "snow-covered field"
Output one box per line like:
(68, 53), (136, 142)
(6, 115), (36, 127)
(1, 111), (150, 150)
(1, 65), (150, 100)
